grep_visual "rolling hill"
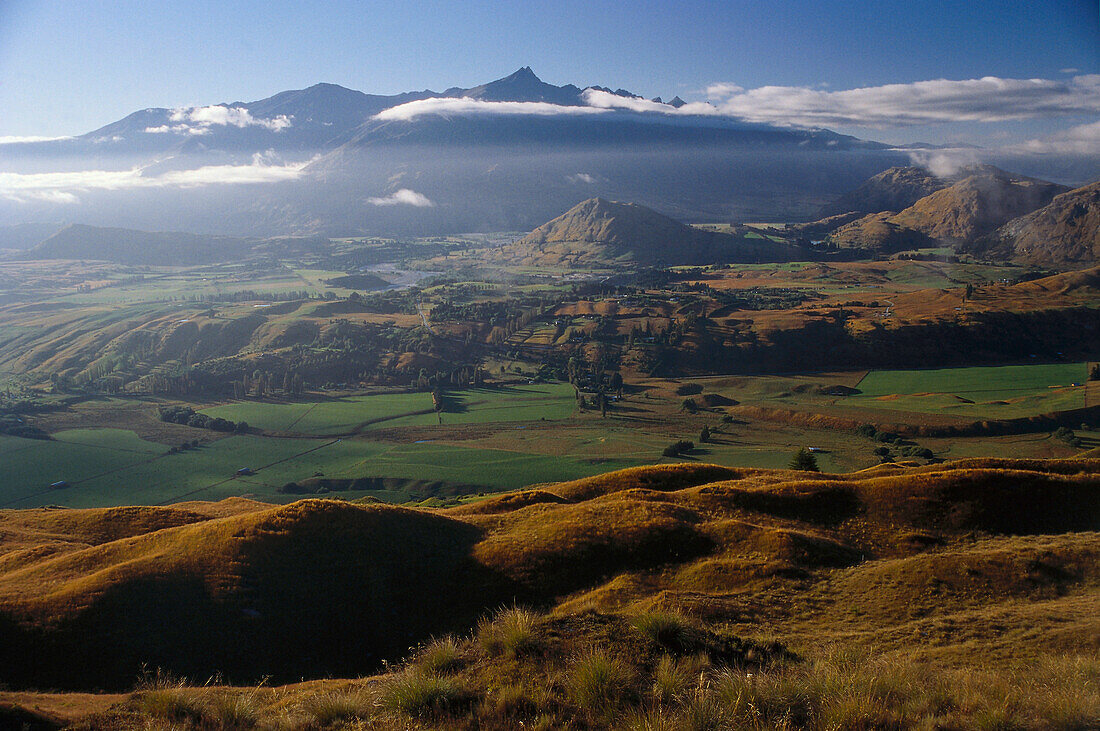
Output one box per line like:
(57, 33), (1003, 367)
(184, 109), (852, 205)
(503, 198), (801, 266)
(0, 458), (1097, 692)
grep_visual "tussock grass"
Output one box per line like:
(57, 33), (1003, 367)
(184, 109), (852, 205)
(207, 691), (261, 729)
(477, 605), (541, 657)
(301, 689), (374, 725)
(651, 654), (706, 706)
(570, 650), (633, 714)
(134, 687), (208, 724)
(132, 670), (208, 724)
(416, 634), (463, 676)
(631, 610), (694, 652)
(380, 668), (464, 717)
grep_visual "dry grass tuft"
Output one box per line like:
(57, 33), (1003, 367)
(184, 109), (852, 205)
(477, 605), (541, 658)
(207, 691), (261, 729)
(379, 668), (464, 718)
(300, 688), (374, 726)
(570, 650), (633, 715)
(416, 635), (463, 676)
(132, 670), (208, 725)
(631, 610), (695, 652)
(651, 653), (707, 706)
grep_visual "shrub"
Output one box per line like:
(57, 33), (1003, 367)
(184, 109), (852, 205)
(681, 398), (699, 413)
(789, 448), (819, 472)
(1053, 427), (1082, 447)
(661, 440), (696, 458)
(855, 424), (877, 439)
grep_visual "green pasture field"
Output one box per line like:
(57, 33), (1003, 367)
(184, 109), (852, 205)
(848, 362), (1088, 418)
(201, 392), (436, 435)
(201, 384), (577, 435)
(881, 262), (1016, 289)
(0, 427), (644, 509)
(53, 266), (318, 305)
(366, 384), (578, 429)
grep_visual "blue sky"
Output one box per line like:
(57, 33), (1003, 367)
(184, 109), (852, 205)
(0, 0), (1097, 144)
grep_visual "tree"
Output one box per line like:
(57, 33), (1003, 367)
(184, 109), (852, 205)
(789, 448), (819, 472)
(699, 425), (710, 443)
(1090, 364), (1100, 381)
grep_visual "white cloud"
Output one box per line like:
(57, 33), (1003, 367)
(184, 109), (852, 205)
(704, 83), (744, 98)
(366, 188), (434, 207)
(372, 76), (1100, 131)
(703, 75), (1100, 128)
(1008, 120), (1100, 156)
(373, 97), (610, 122)
(904, 149), (983, 177)
(0, 155), (310, 204)
(567, 173), (595, 184)
(144, 124), (210, 135)
(145, 105), (291, 135)
(1061, 68), (1080, 74)
(581, 89), (713, 116)
(0, 135), (74, 144)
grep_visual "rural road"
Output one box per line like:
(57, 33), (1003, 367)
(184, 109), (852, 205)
(416, 302), (433, 332)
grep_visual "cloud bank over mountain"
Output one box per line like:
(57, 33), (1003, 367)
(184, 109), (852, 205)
(703, 75), (1100, 128)
(0, 154), (309, 204)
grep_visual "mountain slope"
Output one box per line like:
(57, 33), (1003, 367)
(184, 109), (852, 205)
(22, 224), (254, 265)
(817, 165), (946, 218)
(824, 166), (1068, 252)
(888, 165), (1068, 243)
(504, 198), (800, 265)
(980, 180), (1100, 265)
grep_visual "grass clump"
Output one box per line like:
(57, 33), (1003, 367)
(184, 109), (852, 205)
(207, 691), (261, 729)
(652, 654), (706, 706)
(132, 669), (208, 724)
(380, 668), (464, 718)
(416, 634), (463, 675)
(631, 610), (694, 652)
(570, 650), (632, 715)
(301, 689), (374, 726)
(477, 605), (541, 658)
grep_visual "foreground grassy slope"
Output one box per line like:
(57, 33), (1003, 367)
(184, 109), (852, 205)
(0, 456), (1097, 699)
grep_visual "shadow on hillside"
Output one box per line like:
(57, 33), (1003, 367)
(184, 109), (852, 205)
(0, 502), (528, 691)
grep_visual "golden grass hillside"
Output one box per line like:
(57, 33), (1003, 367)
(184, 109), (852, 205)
(0, 458), (1097, 696)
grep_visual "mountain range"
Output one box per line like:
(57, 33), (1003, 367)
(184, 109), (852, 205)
(0, 68), (908, 236)
(4, 68), (1097, 242)
(804, 165), (1100, 265)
